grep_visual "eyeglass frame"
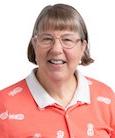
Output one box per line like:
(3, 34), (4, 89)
(33, 33), (83, 49)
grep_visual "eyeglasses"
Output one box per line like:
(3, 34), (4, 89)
(35, 33), (81, 49)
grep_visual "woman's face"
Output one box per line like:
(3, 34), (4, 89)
(33, 30), (86, 81)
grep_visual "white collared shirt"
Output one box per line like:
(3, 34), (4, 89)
(26, 68), (90, 109)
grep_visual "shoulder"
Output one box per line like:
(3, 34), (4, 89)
(86, 77), (115, 132)
(0, 79), (27, 97)
(0, 79), (29, 112)
(86, 76), (115, 98)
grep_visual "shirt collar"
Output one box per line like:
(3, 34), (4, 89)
(25, 68), (91, 109)
(74, 71), (91, 104)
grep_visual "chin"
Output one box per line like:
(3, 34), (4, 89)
(49, 72), (67, 81)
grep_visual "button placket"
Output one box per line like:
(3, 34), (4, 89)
(65, 111), (75, 138)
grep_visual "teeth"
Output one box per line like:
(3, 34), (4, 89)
(48, 59), (65, 64)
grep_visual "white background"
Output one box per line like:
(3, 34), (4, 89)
(0, 0), (115, 91)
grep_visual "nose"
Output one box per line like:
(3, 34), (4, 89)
(50, 38), (63, 54)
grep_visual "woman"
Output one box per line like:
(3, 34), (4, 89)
(0, 3), (115, 138)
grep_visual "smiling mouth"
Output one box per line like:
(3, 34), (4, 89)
(48, 59), (66, 64)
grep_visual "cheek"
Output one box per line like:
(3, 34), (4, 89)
(66, 48), (83, 62)
(34, 47), (41, 64)
(34, 48), (48, 63)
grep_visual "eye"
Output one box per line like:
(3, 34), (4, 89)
(42, 37), (53, 41)
(62, 38), (73, 42)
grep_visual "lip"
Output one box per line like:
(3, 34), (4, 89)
(48, 59), (66, 65)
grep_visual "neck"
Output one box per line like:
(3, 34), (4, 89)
(36, 69), (77, 107)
